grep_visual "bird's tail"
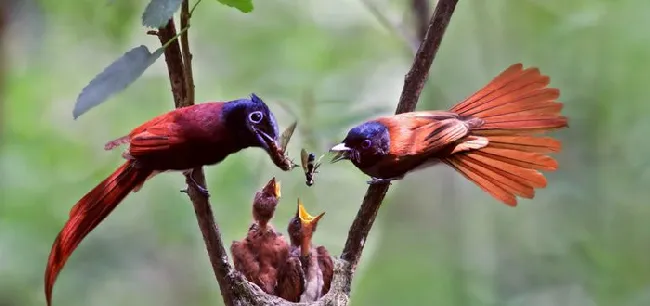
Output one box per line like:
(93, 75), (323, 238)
(443, 64), (568, 206)
(45, 161), (152, 306)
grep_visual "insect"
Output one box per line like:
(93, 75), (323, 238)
(300, 149), (325, 186)
(262, 120), (299, 171)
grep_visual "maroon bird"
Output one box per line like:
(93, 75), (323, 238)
(230, 177), (289, 295)
(330, 64), (568, 206)
(45, 94), (283, 306)
(276, 199), (333, 302)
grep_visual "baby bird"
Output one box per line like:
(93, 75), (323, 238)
(276, 199), (333, 302)
(230, 178), (289, 294)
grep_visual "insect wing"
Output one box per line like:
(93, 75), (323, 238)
(279, 121), (298, 152)
(300, 148), (310, 172)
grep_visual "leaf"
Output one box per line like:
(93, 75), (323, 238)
(142, 0), (183, 28)
(217, 0), (254, 13)
(73, 46), (164, 119)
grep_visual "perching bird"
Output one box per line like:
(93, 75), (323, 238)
(276, 199), (333, 302)
(45, 94), (283, 306)
(330, 63), (568, 206)
(230, 177), (289, 295)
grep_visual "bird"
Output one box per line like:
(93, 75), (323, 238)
(230, 177), (289, 295)
(45, 94), (283, 306)
(276, 199), (333, 302)
(330, 63), (568, 206)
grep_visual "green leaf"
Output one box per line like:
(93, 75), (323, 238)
(217, 0), (254, 13)
(73, 46), (164, 119)
(142, 0), (183, 28)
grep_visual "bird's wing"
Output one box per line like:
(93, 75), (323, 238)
(316, 246), (334, 296)
(381, 111), (471, 156)
(276, 256), (304, 302)
(230, 240), (260, 282)
(126, 104), (226, 158)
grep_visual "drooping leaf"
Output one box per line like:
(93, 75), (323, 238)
(142, 0), (183, 28)
(217, 0), (254, 13)
(73, 46), (165, 119)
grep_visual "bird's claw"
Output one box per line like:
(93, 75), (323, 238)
(184, 170), (211, 198)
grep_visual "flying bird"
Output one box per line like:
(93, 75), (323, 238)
(330, 64), (568, 206)
(230, 178), (289, 295)
(45, 94), (285, 306)
(276, 199), (333, 302)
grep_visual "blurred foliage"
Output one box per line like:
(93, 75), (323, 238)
(1, 0), (650, 306)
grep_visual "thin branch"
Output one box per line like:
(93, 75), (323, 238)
(157, 19), (185, 108)
(341, 0), (460, 268)
(180, 0), (195, 107)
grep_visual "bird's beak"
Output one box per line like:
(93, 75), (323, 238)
(329, 143), (351, 164)
(253, 127), (274, 153)
(262, 177), (281, 199)
(297, 198), (325, 228)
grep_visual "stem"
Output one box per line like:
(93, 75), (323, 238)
(181, 0), (195, 107)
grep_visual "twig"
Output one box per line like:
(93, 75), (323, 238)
(341, 0), (460, 268)
(180, 0), (195, 107)
(157, 19), (185, 108)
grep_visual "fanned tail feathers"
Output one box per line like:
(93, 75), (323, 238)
(45, 161), (152, 306)
(445, 64), (568, 206)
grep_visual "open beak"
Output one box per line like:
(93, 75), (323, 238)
(262, 177), (281, 199)
(254, 127), (274, 153)
(297, 198), (325, 228)
(329, 143), (351, 164)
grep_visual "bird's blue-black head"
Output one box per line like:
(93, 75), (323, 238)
(223, 93), (279, 153)
(330, 120), (390, 168)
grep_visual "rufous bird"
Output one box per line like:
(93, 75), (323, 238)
(276, 199), (333, 302)
(230, 177), (289, 295)
(330, 64), (568, 206)
(45, 94), (284, 306)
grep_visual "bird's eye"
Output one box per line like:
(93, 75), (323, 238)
(361, 139), (372, 149)
(248, 111), (263, 124)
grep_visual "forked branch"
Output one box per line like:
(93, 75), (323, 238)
(156, 0), (460, 304)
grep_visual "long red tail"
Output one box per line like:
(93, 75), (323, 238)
(444, 64), (568, 206)
(45, 161), (152, 306)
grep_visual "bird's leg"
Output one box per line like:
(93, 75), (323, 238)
(181, 169), (210, 197)
(366, 176), (404, 185)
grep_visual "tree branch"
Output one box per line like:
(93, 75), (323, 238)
(341, 0), (460, 268)
(155, 5), (236, 305)
(156, 19), (185, 108)
(156, 0), (459, 304)
(180, 0), (195, 107)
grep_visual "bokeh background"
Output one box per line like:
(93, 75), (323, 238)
(2, 0), (650, 305)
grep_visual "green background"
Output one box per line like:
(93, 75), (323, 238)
(2, 0), (649, 305)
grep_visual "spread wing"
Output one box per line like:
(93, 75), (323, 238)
(380, 111), (471, 156)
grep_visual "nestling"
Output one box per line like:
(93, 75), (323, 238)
(231, 178), (289, 295)
(276, 199), (333, 302)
